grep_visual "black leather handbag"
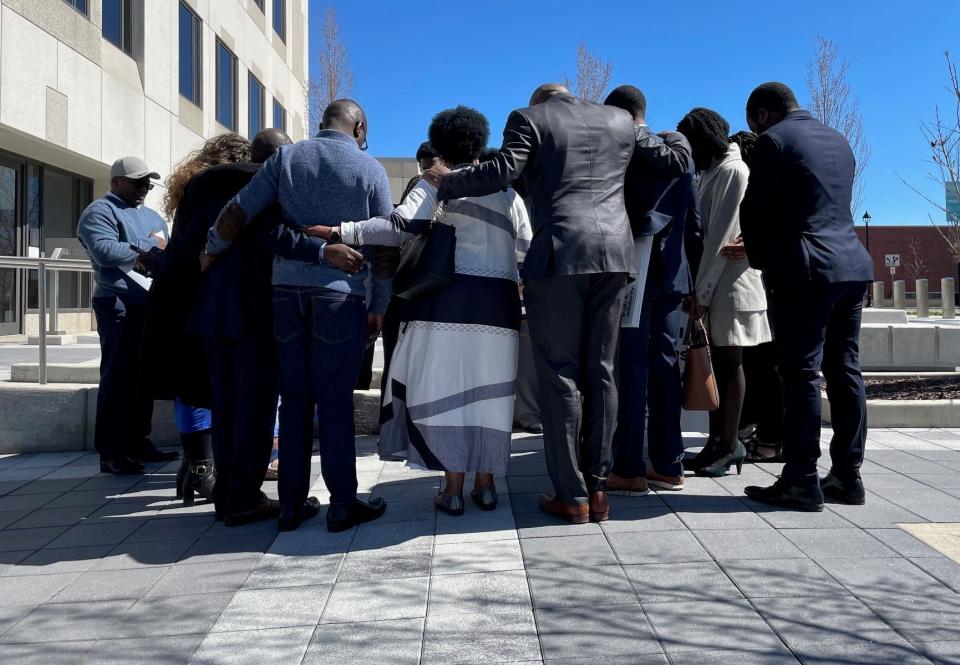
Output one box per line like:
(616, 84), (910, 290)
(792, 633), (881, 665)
(392, 203), (456, 301)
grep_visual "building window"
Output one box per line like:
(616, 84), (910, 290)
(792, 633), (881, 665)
(273, 99), (286, 132)
(248, 74), (265, 138)
(63, 0), (88, 16)
(253, 0), (265, 12)
(178, 2), (202, 106)
(215, 40), (238, 130)
(272, 0), (286, 42)
(102, 0), (133, 55)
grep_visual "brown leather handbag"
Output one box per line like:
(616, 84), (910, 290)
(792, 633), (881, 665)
(682, 317), (720, 411)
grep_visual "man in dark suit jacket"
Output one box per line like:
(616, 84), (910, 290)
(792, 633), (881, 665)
(739, 82), (873, 511)
(426, 83), (690, 523)
(603, 86), (702, 496)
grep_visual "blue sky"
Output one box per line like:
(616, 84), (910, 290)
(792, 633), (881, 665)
(308, 0), (959, 226)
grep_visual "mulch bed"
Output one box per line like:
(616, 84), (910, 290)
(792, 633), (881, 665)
(855, 376), (960, 400)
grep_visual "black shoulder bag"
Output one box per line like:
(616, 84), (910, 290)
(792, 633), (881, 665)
(392, 202), (456, 301)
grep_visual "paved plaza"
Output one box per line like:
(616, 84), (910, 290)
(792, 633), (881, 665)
(0, 429), (959, 664)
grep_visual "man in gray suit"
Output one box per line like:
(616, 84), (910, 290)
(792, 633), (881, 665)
(426, 84), (690, 523)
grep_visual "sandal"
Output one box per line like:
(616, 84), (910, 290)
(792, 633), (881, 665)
(743, 433), (783, 464)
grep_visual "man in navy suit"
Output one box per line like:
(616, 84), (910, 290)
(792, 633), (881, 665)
(739, 82), (873, 511)
(603, 86), (702, 496)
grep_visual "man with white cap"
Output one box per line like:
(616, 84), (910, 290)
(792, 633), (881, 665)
(78, 156), (177, 474)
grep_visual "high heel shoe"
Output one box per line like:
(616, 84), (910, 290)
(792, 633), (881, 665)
(685, 437), (722, 472)
(695, 441), (747, 478)
(435, 492), (465, 516)
(471, 483), (498, 511)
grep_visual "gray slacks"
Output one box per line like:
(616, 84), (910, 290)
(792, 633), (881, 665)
(523, 273), (628, 504)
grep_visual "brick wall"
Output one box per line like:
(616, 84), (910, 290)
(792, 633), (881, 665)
(854, 226), (958, 296)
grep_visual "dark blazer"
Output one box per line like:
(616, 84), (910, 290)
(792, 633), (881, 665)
(624, 126), (703, 297)
(740, 110), (873, 286)
(438, 94), (691, 280)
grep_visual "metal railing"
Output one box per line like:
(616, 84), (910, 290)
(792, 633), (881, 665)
(0, 254), (95, 384)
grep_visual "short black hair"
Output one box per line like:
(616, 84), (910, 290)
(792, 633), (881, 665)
(746, 82), (799, 120)
(321, 99), (363, 128)
(428, 106), (489, 166)
(729, 131), (757, 168)
(677, 107), (730, 170)
(478, 147), (499, 162)
(415, 141), (437, 162)
(604, 85), (647, 119)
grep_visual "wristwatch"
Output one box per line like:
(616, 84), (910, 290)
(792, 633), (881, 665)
(328, 227), (343, 244)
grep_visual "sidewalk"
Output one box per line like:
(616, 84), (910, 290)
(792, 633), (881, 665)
(0, 429), (959, 664)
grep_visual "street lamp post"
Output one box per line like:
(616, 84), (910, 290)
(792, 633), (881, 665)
(863, 211), (872, 306)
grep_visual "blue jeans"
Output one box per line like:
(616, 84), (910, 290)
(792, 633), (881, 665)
(272, 286), (367, 509)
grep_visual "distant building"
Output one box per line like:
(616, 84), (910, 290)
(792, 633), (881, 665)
(947, 182), (960, 224)
(854, 225), (956, 296)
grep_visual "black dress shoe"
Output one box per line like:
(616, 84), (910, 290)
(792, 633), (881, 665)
(132, 439), (180, 463)
(226, 495), (282, 527)
(524, 423), (544, 434)
(278, 497), (321, 532)
(326, 497), (387, 533)
(820, 473), (866, 505)
(99, 456), (145, 475)
(744, 478), (824, 512)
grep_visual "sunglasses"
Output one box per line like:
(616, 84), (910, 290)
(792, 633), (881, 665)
(124, 177), (155, 190)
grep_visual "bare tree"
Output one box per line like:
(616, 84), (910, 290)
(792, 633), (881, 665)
(307, 7), (353, 133)
(904, 233), (930, 282)
(561, 42), (612, 103)
(806, 35), (871, 217)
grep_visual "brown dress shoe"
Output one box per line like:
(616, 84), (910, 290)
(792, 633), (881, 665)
(645, 469), (684, 491)
(606, 472), (650, 496)
(539, 494), (589, 524)
(589, 490), (610, 522)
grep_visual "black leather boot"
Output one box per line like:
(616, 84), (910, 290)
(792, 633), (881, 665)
(175, 459), (188, 499)
(179, 429), (216, 507)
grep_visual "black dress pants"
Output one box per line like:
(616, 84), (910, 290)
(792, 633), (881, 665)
(524, 273), (628, 504)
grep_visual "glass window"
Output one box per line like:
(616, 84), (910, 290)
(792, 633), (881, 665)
(248, 74), (265, 138)
(63, 0), (88, 16)
(273, 99), (286, 132)
(41, 169), (92, 309)
(102, 0), (132, 55)
(178, 2), (202, 106)
(216, 40), (238, 130)
(272, 0), (285, 42)
(253, 0), (264, 12)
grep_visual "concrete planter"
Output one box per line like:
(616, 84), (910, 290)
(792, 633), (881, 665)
(822, 395), (960, 428)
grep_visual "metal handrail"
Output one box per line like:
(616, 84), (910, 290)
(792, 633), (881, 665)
(0, 255), (95, 385)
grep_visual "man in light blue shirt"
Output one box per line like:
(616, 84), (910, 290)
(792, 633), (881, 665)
(206, 100), (392, 532)
(78, 156), (177, 474)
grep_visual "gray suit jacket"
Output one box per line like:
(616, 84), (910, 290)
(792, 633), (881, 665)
(438, 95), (691, 280)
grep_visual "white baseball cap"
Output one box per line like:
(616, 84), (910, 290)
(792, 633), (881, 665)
(110, 156), (160, 180)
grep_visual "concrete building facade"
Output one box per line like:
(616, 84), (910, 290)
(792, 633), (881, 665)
(0, 0), (308, 335)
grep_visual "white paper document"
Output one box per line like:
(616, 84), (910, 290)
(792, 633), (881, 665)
(620, 236), (654, 328)
(122, 266), (153, 292)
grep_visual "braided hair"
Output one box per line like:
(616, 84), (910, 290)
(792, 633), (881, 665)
(729, 131), (757, 168)
(677, 107), (730, 172)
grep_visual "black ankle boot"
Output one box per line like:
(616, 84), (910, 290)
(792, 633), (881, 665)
(175, 459), (188, 499)
(179, 429), (216, 507)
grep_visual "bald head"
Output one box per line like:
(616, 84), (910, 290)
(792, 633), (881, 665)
(321, 99), (367, 148)
(529, 83), (570, 106)
(251, 128), (292, 163)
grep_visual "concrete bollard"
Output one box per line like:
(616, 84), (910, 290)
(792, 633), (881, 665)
(916, 279), (929, 318)
(943, 278), (956, 319)
(872, 281), (885, 308)
(893, 280), (906, 310)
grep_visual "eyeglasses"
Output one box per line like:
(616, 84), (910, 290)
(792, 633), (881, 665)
(124, 177), (155, 190)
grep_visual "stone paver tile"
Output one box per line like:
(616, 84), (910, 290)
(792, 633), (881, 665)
(520, 534), (617, 569)
(338, 547), (432, 581)
(510, 492), (547, 514)
(51, 566), (169, 602)
(0, 509), (31, 530)
(675, 505), (771, 531)
(545, 656), (668, 665)
(0, 640), (96, 665)
(720, 558), (847, 599)
(667, 645), (800, 665)
(4, 545), (111, 577)
(695, 528), (808, 561)
(528, 565), (637, 609)
(87, 634), (206, 665)
(126, 516), (213, 542)
(779, 528), (898, 560)
(514, 511), (602, 538)
(918, 640), (960, 665)
(45, 520), (143, 549)
(350, 518), (435, 552)
(267, 524), (355, 557)
(111, 592), (233, 639)
(321, 575), (429, 624)
(862, 593), (960, 642)
(433, 538), (524, 576)
(423, 570), (540, 664)
(819, 556), (954, 598)
(372, 499), (439, 524)
(791, 641), (931, 664)
(0, 526), (67, 552)
(7, 506), (97, 529)
(1, 599), (134, 644)
(535, 604), (663, 661)
(303, 618), (424, 665)
(94, 538), (195, 570)
(608, 530), (713, 565)
(147, 558), (259, 597)
(178, 531), (276, 564)
(754, 506), (854, 529)
(42, 490), (113, 509)
(0, 604), (38, 638)
(827, 496), (925, 528)
(188, 626), (314, 665)
(624, 561), (743, 604)
(10, 478), (86, 496)
(598, 506), (687, 534)
(0, 550), (30, 576)
(372, 478), (442, 502)
(507, 475), (555, 494)
(0, 572), (79, 605)
(753, 595), (909, 646)
(435, 505), (518, 544)
(85, 498), (162, 520)
(910, 557), (960, 593)
(644, 599), (784, 654)
(213, 584), (331, 632)
(245, 552), (345, 589)
(867, 527), (950, 557)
